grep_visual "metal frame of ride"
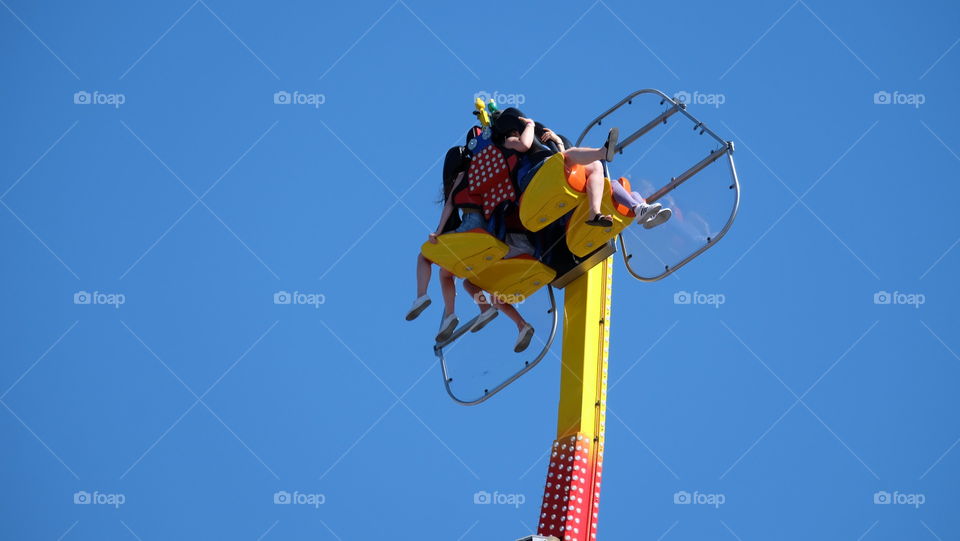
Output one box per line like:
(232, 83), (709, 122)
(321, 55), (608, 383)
(430, 89), (742, 541)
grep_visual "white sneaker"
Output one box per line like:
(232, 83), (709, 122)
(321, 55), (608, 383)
(470, 307), (499, 333)
(634, 202), (662, 225)
(514, 324), (535, 353)
(643, 208), (672, 229)
(405, 295), (431, 321)
(436, 313), (459, 342)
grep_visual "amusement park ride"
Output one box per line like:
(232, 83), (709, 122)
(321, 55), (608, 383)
(420, 89), (742, 541)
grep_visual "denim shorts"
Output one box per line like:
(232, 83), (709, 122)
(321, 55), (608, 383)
(455, 211), (487, 233)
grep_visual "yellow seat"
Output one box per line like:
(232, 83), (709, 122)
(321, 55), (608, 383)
(471, 256), (557, 301)
(420, 231), (509, 279)
(519, 154), (586, 232)
(565, 180), (634, 257)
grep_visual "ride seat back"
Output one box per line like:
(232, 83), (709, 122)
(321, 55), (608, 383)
(420, 231), (510, 279)
(471, 255), (557, 301)
(518, 154), (587, 232)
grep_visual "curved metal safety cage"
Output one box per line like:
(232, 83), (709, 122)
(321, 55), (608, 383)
(435, 286), (559, 406)
(577, 89), (742, 282)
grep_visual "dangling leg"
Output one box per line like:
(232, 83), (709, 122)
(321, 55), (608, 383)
(462, 280), (499, 332)
(633, 190), (672, 229)
(486, 294), (535, 353)
(609, 183), (660, 225)
(502, 302), (535, 353)
(435, 268), (459, 342)
(406, 254), (433, 321)
(580, 161), (613, 227)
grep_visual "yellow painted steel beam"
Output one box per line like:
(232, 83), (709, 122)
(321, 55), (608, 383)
(556, 257), (611, 442)
(537, 257), (612, 539)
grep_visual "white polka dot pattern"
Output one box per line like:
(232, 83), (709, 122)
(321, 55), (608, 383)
(536, 433), (603, 541)
(466, 145), (516, 218)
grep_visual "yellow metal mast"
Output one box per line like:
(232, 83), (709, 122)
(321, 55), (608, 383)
(536, 257), (612, 540)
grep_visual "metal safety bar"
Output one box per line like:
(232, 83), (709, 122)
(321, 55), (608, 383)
(576, 88), (727, 148)
(575, 88), (741, 282)
(620, 149), (741, 281)
(645, 144), (732, 204)
(435, 286), (559, 406)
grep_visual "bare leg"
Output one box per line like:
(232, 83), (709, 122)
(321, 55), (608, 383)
(439, 268), (456, 316)
(582, 160), (608, 217)
(562, 147), (613, 217)
(463, 281), (527, 330)
(497, 302), (527, 330)
(462, 280), (491, 313)
(463, 280), (527, 330)
(563, 147), (606, 165)
(415, 254), (432, 297)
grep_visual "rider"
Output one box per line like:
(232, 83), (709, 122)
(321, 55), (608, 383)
(407, 144), (491, 342)
(493, 107), (619, 227)
(462, 230), (537, 352)
(535, 122), (671, 228)
(496, 108), (671, 228)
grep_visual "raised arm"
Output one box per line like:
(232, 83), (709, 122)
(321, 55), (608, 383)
(503, 117), (536, 152)
(429, 172), (463, 243)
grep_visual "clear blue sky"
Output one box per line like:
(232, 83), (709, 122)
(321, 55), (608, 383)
(2, 1), (959, 539)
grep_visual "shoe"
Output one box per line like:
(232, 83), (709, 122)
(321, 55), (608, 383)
(634, 202), (662, 225)
(604, 128), (619, 162)
(470, 307), (499, 333)
(514, 324), (535, 353)
(585, 213), (614, 227)
(436, 313), (459, 342)
(643, 208), (672, 229)
(405, 295), (431, 321)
